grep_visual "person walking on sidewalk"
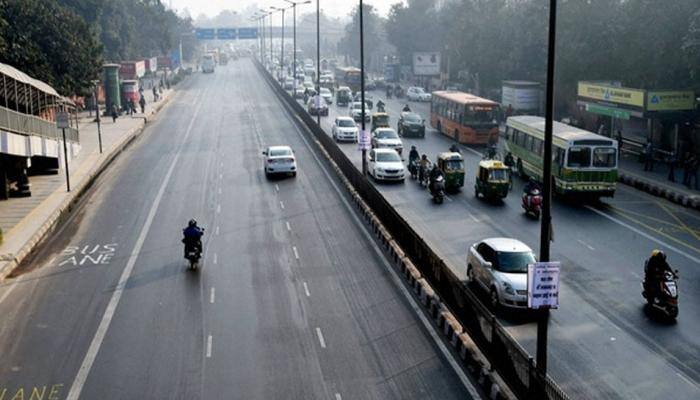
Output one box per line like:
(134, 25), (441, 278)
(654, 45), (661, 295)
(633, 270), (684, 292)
(152, 86), (158, 102)
(110, 104), (118, 123)
(616, 130), (623, 157)
(139, 95), (146, 114)
(666, 152), (677, 182)
(686, 154), (699, 190)
(643, 140), (654, 171)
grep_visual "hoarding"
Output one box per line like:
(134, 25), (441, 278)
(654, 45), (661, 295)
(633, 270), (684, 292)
(502, 81), (540, 111)
(646, 90), (695, 111)
(413, 52), (440, 76)
(577, 82), (645, 108)
(527, 261), (561, 309)
(217, 28), (236, 40)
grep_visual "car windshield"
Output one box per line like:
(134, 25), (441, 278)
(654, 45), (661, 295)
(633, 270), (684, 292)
(376, 152), (401, 162)
(443, 160), (463, 171)
(567, 147), (591, 168)
(321, 89), (331, 95)
(593, 147), (616, 168)
(495, 251), (535, 273)
(338, 119), (355, 127)
(404, 113), (422, 123)
(413, 88), (425, 94)
(376, 130), (398, 139)
(269, 148), (292, 157)
(489, 169), (508, 181)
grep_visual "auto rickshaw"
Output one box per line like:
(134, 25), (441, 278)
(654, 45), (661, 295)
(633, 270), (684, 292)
(474, 159), (510, 200)
(336, 87), (352, 107)
(371, 112), (390, 132)
(436, 152), (465, 192)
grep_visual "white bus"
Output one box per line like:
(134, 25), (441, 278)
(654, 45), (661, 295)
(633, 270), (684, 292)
(201, 54), (215, 73)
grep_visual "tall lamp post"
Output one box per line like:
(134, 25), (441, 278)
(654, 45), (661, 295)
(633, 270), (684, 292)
(271, 5), (293, 79)
(315, 0), (321, 125)
(283, 0), (311, 90)
(359, 0), (367, 175)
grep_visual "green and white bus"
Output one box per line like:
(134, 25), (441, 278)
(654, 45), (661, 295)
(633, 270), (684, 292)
(504, 116), (618, 198)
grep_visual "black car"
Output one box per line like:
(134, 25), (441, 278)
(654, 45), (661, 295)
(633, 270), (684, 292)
(397, 112), (425, 138)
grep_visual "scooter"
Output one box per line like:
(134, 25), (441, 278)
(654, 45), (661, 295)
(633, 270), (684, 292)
(522, 189), (543, 218)
(185, 247), (202, 270)
(430, 176), (445, 204)
(419, 164), (431, 187)
(642, 270), (679, 320)
(408, 159), (418, 180)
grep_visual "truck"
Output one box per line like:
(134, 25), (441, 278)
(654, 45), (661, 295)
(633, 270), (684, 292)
(202, 54), (216, 73)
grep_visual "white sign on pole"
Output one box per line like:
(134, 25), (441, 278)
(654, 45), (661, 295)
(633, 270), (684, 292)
(527, 261), (561, 309)
(56, 112), (70, 129)
(357, 129), (371, 151)
(413, 52), (441, 76)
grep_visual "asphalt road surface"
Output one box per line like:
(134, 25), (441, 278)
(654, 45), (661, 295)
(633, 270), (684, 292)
(0, 60), (477, 400)
(297, 83), (700, 399)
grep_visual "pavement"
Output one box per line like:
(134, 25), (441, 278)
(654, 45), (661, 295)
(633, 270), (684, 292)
(0, 59), (476, 400)
(0, 87), (175, 280)
(287, 85), (700, 399)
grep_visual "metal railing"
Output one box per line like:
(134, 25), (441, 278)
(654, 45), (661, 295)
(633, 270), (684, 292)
(0, 105), (79, 143)
(256, 58), (571, 400)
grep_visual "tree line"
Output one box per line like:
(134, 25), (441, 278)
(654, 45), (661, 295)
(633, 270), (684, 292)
(0, 0), (193, 96)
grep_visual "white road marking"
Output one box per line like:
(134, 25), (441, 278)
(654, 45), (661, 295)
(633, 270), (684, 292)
(610, 337), (616, 342)
(468, 213), (480, 223)
(292, 246), (299, 260)
(215, 226), (220, 235)
(219, 173), (223, 180)
(630, 271), (641, 279)
(585, 206), (700, 264)
(676, 372), (699, 389)
(0, 281), (19, 305)
(286, 221), (291, 232)
(206, 334), (213, 358)
(218, 187), (222, 195)
(216, 204), (221, 214)
(445, 195), (453, 202)
(315, 327), (326, 348)
(303, 282), (310, 297)
(576, 239), (595, 251)
(275, 184), (279, 192)
(213, 253), (218, 264)
(210, 287), (215, 304)
(66, 91), (204, 400)
(280, 201), (285, 209)
(335, 394), (342, 400)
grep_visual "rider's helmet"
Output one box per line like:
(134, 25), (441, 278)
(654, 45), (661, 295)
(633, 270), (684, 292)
(421, 154), (427, 160)
(650, 249), (666, 261)
(411, 145), (417, 150)
(188, 219), (197, 228)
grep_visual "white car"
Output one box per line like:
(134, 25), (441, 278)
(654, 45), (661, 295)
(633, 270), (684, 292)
(320, 87), (333, 104)
(284, 77), (295, 90)
(407, 86), (432, 102)
(332, 117), (359, 142)
(371, 128), (403, 157)
(262, 146), (297, 177)
(466, 238), (535, 309)
(368, 149), (405, 182)
(349, 101), (371, 122)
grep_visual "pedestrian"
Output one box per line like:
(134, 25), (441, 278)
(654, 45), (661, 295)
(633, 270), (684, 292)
(687, 154), (699, 190)
(666, 152), (677, 182)
(682, 152), (692, 186)
(110, 104), (118, 123)
(152, 86), (158, 102)
(643, 140), (654, 171)
(616, 130), (623, 157)
(139, 95), (146, 114)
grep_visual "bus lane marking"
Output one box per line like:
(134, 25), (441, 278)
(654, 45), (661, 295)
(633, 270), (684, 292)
(657, 201), (700, 242)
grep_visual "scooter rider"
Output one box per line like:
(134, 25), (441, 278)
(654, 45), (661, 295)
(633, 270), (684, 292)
(449, 144), (461, 153)
(429, 164), (444, 192)
(182, 219), (204, 258)
(408, 145), (419, 163)
(644, 250), (675, 299)
(402, 104), (411, 112)
(504, 152), (515, 188)
(522, 178), (541, 208)
(376, 99), (386, 113)
(419, 154), (431, 183)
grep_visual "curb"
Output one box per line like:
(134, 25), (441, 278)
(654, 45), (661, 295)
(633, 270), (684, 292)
(0, 90), (176, 281)
(619, 172), (700, 211)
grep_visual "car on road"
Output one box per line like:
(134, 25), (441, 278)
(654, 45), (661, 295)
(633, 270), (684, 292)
(349, 101), (371, 122)
(263, 145), (297, 178)
(371, 127), (403, 157)
(284, 77), (295, 90)
(320, 87), (333, 105)
(368, 148), (405, 182)
(407, 86), (432, 102)
(397, 112), (426, 138)
(336, 86), (353, 106)
(353, 92), (373, 109)
(466, 238), (535, 309)
(307, 96), (329, 116)
(332, 117), (359, 142)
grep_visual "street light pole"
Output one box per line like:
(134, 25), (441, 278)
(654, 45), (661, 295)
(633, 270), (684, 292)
(360, 0), (367, 175)
(284, 1), (311, 93)
(537, 0), (558, 378)
(316, 0), (320, 125)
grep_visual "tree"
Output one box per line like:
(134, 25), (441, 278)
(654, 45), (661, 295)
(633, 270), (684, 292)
(338, 4), (387, 71)
(386, 0), (441, 65)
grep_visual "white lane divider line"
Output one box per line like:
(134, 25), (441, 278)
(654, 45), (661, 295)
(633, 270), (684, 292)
(468, 213), (480, 223)
(676, 372), (699, 389)
(335, 394), (342, 400)
(280, 201), (285, 210)
(213, 253), (218, 264)
(218, 187), (222, 195)
(303, 282), (310, 297)
(445, 195), (453, 202)
(210, 287), (216, 304)
(66, 91), (205, 400)
(219, 173), (223, 180)
(292, 246), (299, 260)
(275, 184), (280, 192)
(217, 204), (221, 214)
(206, 334), (213, 358)
(215, 226), (220, 236)
(315, 327), (326, 349)
(286, 221), (291, 232)
(576, 239), (595, 251)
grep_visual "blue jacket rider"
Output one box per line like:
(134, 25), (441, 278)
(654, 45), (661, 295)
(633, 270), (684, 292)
(182, 219), (204, 257)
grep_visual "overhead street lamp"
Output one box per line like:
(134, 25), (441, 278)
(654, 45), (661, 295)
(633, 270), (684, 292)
(283, 0), (311, 92)
(249, 16), (262, 60)
(315, 0), (321, 125)
(359, 0), (367, 175)
(270, 5), (293, 80)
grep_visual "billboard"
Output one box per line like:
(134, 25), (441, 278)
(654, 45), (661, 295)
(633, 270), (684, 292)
(527, 261), (561, 310)
(646, 91), (695, 111)
(413, 52), (440, 76)
(577, 82), (645, 108)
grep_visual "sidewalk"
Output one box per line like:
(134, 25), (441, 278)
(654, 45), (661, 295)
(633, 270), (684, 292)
(0, 87), (176, 280)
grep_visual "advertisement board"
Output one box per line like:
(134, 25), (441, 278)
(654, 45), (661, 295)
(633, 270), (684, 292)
(502, 81), (540, 111)
(646, 90), (695, 111)
(358, 129), (371, 151)
(413, 52), (440, 76)
(577, 82), (645, 108)
(527, 261), (560, 309)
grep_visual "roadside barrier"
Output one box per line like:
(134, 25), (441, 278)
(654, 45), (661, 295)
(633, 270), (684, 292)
(256, 60), (569, 400)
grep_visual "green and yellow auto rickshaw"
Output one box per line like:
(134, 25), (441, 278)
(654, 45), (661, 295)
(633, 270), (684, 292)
(437, 152), (465, 192)
(474, 159), (510, 200)
(371, 112), (390, 132)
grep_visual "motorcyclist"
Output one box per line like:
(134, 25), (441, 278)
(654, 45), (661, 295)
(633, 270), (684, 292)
(419, 154), (431, 183)
(182, 219), (204, 258)
(402, 104), (411, 112)
(386, 85), (393, 99)
(449, 144), (461, 153)
(644, 250), (675, 299)
(408, 145), (419, 163)
(429, 164), (444, 193)
(522, 178), (541, 209)
(376, 100), (386, 113)
(504, 152), (515, 189)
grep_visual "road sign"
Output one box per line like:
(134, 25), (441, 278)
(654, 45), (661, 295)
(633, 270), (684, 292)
(238, 27), (258, 40)
(585, 103), (630, 120)
(56, 112), (70, 129)
(195, 28), (216, 40)
(527, 261), (560, 309)
(217, 28), (236, 40)
(358, 129), (371, 151)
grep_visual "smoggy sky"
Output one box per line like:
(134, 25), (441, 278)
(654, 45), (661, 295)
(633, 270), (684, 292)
(170, 0), (396, 19)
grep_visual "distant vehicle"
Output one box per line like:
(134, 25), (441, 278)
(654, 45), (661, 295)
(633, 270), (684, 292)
(307, 96), (329, 116)
(201, 54), (215, 73)
(319, 87), (333, 104)
(349, 101), (371, 122)
(397, 112), (425, 138)
(371, 127), (403, 157)
(335, 66), (362, 92)
(431, 90), (499, 145)
(466, 238), (535, 309)
(353, 92), (373, 109)
(336, 86), (352, 106)
(263, 145), (297, 178)
(294, 86), (305, 99)
(332, 117), (359, 142)
(284, 77), (295, 90)
(219, 52), (229, 65)
(407, 86), (431, 102)
(505, 116), (618, 198)
(368, 148), (405, 182)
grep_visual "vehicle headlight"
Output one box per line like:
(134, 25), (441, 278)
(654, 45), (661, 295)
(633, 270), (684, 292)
(376, 167), (384, 172)
(503, 282), (515, 295)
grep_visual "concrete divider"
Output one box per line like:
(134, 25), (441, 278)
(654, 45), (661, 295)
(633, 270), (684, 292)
(618, 172), (700, 211)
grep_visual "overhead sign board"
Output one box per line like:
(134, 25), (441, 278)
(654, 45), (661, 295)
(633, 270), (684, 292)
(217, 28), (236, 40)
(646, 90), (695, 112)
(413, 52), (440, 76)
(238, 27), (258, 39)
(56, 112), (70, 129)
(527, 261), (560, 310)
(585, 103), (630, 120)
(578, 82), (645, 108)
(195, 28), (216, 40)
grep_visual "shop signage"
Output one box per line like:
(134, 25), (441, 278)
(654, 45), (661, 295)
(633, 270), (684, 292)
(646, 90), (695, 111)
(585, 103), (630, 120)
(578, 82), (645, 108)
(527, 261), (561, 309)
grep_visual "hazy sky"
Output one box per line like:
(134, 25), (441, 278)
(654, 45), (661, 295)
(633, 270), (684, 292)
(170, 0), (396, 19)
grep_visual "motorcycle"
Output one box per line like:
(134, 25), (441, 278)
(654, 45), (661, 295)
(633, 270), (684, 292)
(642, 270), (679, 320)
(408, 159), (418, 180)
(430, 176), (446, 204)
(419, 163), (431, 187)
(183, 229), (204, 270)
(522, 189), (543, 218)
(386, 87), (393, 99)
(395, 86), (405, 98)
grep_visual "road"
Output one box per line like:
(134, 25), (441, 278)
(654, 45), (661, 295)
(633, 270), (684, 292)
(0, 60), (476, 400)
(298, 84), (700, 399)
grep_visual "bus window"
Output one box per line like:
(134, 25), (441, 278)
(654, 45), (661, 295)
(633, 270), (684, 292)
(567, 147), (591, 167)
(593, 148), (616, 168)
